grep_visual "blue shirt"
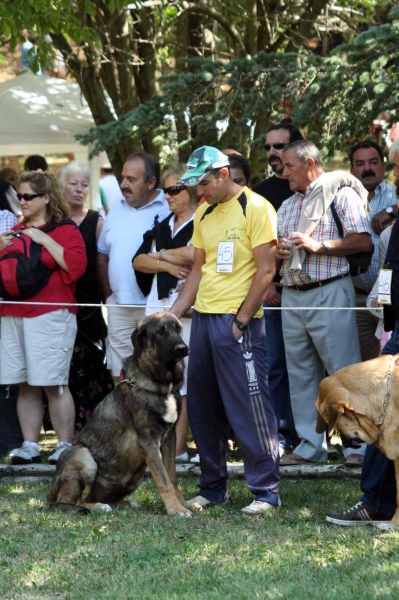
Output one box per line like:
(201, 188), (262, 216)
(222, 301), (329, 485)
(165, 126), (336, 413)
(352, 180), (397, 291)
(98, 191), (170, 304)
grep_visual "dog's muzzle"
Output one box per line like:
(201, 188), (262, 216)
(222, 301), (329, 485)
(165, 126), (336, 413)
(340, 433), (363, 449)
(173, 343), (189, 359)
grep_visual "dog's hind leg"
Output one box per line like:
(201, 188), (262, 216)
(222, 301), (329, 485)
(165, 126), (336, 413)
(139, 435), (192, 517)
(48, 447), (112, 513)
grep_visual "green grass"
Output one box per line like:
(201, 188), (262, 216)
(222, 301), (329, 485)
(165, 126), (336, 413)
(1, 477), (399, 600)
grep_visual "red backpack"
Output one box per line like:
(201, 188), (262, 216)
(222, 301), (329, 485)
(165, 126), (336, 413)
(0, 220), (75, 300)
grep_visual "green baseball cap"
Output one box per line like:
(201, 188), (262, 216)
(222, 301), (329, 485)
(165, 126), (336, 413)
(178, 146), (230, 186)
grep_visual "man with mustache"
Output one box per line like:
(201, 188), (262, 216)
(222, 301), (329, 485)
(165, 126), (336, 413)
(252, 124), (303, 457)
(349, 140), (397, 361)
(97, 153), (170, 376)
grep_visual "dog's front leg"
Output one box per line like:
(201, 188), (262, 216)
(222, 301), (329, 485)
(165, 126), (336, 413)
(161, 430), (199, 513)
(139, 436), (192, 518)
(389, 458), (399, 529)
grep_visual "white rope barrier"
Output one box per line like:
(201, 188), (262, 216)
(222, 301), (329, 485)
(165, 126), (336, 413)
(0, 300), (380, 311)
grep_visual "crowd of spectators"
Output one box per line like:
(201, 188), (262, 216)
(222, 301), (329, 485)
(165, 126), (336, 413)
(0, 133), (398, 519)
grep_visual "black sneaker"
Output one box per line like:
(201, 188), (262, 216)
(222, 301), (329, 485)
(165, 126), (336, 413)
(326, 501), (391, 526)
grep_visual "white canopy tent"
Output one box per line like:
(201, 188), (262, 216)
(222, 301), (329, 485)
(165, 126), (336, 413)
(0, 71), (103, 208)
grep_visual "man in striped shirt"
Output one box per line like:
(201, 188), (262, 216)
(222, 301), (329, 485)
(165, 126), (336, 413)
(276, 140), (372, 466)
(349, 140), (398, 361)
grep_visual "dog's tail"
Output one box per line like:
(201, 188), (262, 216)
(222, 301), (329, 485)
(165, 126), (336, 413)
(48, 502), (91, 515)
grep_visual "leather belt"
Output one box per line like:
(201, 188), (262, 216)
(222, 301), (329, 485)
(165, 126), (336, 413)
(287, 274), (348, 292)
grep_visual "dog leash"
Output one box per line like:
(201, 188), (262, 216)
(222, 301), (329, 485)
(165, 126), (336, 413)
(377, 355), (394, 428)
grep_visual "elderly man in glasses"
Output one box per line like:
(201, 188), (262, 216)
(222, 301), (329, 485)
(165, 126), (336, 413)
(252, 123), (304, 458)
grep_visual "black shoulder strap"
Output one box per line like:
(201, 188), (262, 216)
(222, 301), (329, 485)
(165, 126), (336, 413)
(330, 200), (344, 238)
(40, 218), (77, 234)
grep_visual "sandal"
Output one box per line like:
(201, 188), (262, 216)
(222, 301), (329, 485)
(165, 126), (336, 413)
(279, 453), (312, 466)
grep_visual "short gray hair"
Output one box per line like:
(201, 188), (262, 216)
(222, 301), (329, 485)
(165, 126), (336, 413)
(389, 138), (399, 163)
(283, 140), (323, 168)
(58, 161), (90, 192)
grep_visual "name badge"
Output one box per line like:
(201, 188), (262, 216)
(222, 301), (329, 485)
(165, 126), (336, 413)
(378, 269), (393, 305)
(217, 241), (234, 273)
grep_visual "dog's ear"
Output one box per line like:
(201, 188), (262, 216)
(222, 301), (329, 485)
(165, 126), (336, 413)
(325, 404), (346, 438)
(315, 400), (346, 436)
(316, 411), (328, 434)
(131, 324), (147, 355)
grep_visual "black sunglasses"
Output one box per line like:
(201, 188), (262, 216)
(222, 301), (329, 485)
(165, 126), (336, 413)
(263, 143), (288, 151)
(164, 185), (186, 197)
(17, 193), (44, 202)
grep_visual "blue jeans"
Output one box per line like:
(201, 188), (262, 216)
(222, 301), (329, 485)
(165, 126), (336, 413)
(264, 301), (299, 451)
(360, 322), (398, 517)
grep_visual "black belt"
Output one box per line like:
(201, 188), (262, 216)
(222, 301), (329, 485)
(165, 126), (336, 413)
(287, 274), (348, 292)
(354, 287), (369, 295)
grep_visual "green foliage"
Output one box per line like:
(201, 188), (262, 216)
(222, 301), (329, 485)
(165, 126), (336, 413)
(1, 0), (397, 168)
(293, 6), (399, 156)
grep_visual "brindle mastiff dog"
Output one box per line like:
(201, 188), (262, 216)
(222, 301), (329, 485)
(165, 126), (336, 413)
(315, 354), (399, 527)
(48, 312), (194, 517)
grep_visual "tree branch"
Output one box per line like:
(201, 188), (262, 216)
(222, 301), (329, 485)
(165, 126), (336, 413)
(181, 2), (247, 58)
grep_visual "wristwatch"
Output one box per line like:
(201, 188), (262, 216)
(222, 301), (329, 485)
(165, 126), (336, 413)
(234, 317), (247, 331)
(386, 206), (395, 219)
(322, 240), (332, 254)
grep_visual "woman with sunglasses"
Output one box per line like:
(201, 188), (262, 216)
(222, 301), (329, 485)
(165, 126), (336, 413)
(133, 165), (199, 463)
(0, 171), (87, 465)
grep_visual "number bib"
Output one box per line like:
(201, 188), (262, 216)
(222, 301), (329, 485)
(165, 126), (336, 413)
(217, 241), (234, 273)
(378, 268), (393, 305)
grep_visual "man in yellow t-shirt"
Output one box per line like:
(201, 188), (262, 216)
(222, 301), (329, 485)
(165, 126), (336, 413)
(170, 146), (280, 515)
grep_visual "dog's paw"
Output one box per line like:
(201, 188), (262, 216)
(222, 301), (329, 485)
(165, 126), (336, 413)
(98, 503), (113, 513)
(127, 500), (141, 509)
(168, 506), (193, 518)
(175, 509), (193, 518)
(374, 522), (399, 531)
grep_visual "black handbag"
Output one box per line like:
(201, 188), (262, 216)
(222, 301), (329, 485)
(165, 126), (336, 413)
(330, 200), (374, 276)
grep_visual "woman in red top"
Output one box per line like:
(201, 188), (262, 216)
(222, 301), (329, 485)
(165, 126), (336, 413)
(0, 171), (87, 465)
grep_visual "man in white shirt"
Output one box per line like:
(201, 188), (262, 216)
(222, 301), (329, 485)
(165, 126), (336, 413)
(349, 140), (398, 360)
(97, 153), (170, 375)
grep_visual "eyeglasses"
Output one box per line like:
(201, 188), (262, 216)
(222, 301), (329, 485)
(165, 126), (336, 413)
(164, 185), (186, 197)
(16, 193), (44, 202)
(263, 143), (288, 152)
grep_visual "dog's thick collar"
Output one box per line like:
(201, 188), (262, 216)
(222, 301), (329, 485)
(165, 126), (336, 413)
(119, 369), (135, 387)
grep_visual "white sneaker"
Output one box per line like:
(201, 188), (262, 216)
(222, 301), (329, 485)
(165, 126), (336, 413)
(48, 442), (71, 465)
(186, 494), (232, 508)
(11, 442), (41, 465)
(241, 500), (276, 515)
(190, 454), (201, 464)
(175, 452), (190, 463)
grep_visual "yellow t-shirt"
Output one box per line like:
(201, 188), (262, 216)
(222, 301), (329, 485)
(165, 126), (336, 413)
(191, 187), (277, 317)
